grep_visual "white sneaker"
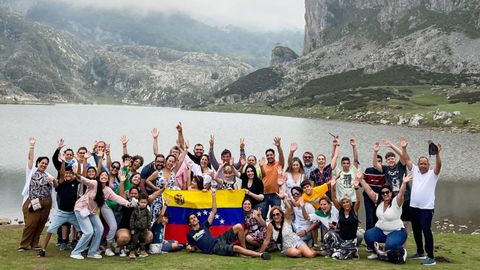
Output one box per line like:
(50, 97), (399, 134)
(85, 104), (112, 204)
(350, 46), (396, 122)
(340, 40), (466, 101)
(87, 254), (102, 259)
(119, 249), (127, 257)
(105, 248), (115, 257)
(70, 254), (84, 260)
(367, 253), (378, 260)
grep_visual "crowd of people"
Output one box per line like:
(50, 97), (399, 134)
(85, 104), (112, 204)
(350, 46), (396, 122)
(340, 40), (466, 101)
(19, 123), (442, 265)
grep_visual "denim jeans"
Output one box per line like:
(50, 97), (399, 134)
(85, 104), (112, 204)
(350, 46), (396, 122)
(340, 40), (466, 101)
(47, 210), (80, 233)
(411, 207), (434, 259)
(364, 227), (407, 258)
(258, 193), (281, 219)
(71, 211), (104, 256)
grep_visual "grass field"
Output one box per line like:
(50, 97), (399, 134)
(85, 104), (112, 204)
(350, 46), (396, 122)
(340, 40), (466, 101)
(2, 225), (479, 270)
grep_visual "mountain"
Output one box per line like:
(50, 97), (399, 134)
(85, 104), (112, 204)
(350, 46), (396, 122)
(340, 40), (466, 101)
(16, 0), (303, 68)
(208, 0), (480, 131)
(0, 9), (253, 105)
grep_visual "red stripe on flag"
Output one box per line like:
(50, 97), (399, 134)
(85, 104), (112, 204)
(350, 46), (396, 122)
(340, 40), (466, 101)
(165, 224), (238, 244)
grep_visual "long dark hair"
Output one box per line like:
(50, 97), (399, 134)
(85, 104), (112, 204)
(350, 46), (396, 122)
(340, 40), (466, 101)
(240, 164), (260, 188)
(95, 172), (106, 207)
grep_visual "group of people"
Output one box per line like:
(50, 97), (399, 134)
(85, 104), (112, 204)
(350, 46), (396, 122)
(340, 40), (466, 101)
(19, 123), (442, 266)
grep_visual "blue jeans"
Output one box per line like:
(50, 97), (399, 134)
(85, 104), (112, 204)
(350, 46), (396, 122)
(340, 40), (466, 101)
(71, 211), (104, 256)
(411, 207), (434, 259)
(364, 227), (407, 258)
(258, 193), (281, 219)
(47, 210), (80, 233)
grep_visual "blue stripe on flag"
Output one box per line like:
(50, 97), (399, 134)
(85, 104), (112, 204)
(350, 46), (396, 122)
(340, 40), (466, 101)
(166, 206), (244, 226)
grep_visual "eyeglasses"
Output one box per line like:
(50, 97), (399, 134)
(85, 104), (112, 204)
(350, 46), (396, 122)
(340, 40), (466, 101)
(304, 156), (313, 159)
(272, 212), (281, 217)
(381, 191), (390, 195)
(292, 192), (301, 196)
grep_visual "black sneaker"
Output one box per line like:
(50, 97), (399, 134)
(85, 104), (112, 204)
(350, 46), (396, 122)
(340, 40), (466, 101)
(37, 249), (46, 257)
(261, 252), (271, 260)
(17, 247), (26, 252)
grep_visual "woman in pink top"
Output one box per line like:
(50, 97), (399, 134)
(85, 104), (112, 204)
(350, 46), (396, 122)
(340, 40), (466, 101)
(70, 170), (136, 260)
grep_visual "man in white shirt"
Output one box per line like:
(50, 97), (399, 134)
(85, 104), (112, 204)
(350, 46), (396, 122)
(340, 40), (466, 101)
(403, 138), (442, 266)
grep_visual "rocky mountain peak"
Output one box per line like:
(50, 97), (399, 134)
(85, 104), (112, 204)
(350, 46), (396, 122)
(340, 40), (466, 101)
(270, 46), (299, 66)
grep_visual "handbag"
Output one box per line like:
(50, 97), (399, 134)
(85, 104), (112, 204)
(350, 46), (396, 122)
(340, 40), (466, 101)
(149, 242), (163, 254)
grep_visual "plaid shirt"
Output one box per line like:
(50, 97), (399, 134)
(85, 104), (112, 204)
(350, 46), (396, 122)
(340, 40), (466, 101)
(309, 164), (333, 186)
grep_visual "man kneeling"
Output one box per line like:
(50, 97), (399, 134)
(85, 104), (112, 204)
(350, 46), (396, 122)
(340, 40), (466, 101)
(186, 190), (271, 260)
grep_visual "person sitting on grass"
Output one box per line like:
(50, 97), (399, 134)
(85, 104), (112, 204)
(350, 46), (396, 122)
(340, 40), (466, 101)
(259, 197), (317, 258)
(362, 173), (411, 264)
(186, 190), (271, 260)
(151, 197), (184, 253)
(129, 193), (151, 258)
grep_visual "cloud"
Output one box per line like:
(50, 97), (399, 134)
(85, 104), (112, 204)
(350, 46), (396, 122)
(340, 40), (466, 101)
(52, 0), (305, 32)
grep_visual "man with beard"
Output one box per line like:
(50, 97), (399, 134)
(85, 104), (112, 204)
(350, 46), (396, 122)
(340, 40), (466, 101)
(259, 137), (285, 219)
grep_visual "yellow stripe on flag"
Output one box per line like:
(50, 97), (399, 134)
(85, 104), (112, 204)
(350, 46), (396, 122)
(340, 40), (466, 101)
(163, 190), (245, 209)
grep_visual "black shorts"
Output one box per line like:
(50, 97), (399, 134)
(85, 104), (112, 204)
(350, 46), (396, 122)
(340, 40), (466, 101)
(401, 200), (412, 222)
(212, 228), (237, 256)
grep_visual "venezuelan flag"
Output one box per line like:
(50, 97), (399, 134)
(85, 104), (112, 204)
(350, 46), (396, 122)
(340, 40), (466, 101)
(163, 190), (245, 243)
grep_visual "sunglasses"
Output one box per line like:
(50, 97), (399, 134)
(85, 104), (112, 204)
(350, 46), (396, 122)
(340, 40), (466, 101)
(304, 156), (313, 159)
(112, 166), (120, 170)
(272, 212), (281, 217)
(381, 191), (390, 195)
(292, 192), (301, 196)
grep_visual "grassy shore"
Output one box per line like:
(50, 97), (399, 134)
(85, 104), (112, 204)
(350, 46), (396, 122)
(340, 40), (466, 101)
(2, 225), (479, 270)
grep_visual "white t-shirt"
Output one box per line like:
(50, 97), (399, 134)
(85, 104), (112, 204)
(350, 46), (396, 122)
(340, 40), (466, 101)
(309, 206), (339, 227)
(293, 202), (315, 232)
(375, 196), (404, 234)
(410, 164), (439, 209)
(333, 166), (359, 202)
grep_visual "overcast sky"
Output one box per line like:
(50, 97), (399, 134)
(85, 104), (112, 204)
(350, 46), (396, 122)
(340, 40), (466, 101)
(54, 0), (305, 32)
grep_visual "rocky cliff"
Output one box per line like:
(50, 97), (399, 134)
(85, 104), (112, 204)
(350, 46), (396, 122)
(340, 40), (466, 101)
(0, 10), (253, 105)
(304, 0), (479, 54)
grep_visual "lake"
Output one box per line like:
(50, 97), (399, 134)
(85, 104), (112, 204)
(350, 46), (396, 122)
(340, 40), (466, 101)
(1, 104), (479, 226)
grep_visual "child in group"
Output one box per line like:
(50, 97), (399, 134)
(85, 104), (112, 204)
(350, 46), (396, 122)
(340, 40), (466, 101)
(129, 193), (151, 258)
(214, 163), (241, 190)
(151, 198), (184, 253)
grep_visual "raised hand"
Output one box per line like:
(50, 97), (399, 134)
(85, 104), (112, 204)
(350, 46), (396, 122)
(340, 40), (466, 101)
(400, 137), (408, 148)
(403, 173), (413, 183)
(290, 142), (298, 152)
(105, 143), (111, 156)
(29, 137), (36, 146)
(333, 136), (339, 146)
(273, 137), (281, 147)
(92, 140), (98, 151)
(329, 175), (340, 188)
(151, 128), (159, 139)
(240, 156), (246, 166)
(84, 151), (91, 160)
(240, 138), (245, 150)
(350, 138), (356, 147)
(382, 139), (392, 148)
(353, 174), (361, 188)
(176, 122), (183, 133)
(209, 134), (215, 147)
(259, 157), (267, 167)
(120, 135), (129, 145)
(373, 142), (380, 152)
(229, 156), (234, 166)
(72, 164), (79, 174)
(118, 169), (126, 182)
(57, 138), (65, 149)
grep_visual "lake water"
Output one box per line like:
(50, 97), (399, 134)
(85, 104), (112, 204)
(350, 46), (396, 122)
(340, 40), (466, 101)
(1, 104), (479, 226)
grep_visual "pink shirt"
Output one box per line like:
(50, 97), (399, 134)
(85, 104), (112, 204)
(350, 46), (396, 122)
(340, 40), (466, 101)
(74, 177), (129, 214)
